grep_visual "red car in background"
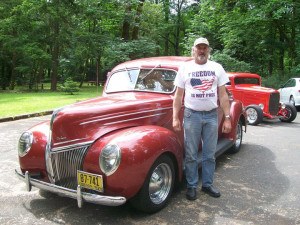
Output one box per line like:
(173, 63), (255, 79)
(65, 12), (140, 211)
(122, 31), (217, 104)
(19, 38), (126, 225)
(226, 72), (297, 125)
(15, 57), (247, 213)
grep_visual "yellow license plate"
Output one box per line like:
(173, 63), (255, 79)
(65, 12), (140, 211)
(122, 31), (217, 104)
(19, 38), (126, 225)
(77, 171), (103, 192)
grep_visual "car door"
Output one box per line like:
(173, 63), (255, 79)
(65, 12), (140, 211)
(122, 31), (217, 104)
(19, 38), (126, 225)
(280, 79), (295, 103)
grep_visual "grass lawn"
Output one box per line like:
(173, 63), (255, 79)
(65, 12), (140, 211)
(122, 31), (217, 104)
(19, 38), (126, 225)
(0, 84), (103, 118)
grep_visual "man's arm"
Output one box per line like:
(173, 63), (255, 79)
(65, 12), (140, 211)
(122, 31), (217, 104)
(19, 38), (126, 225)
(173, 87), (184, 131)
(218, 85), (232, 133)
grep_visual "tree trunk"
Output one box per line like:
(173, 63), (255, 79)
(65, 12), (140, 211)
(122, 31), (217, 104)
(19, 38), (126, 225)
(132, 0), (145, 40)
(290, 0), (297, 66)
(96, 55), (101, 93)
(79, 58), (89, 88)
(279, 32), (284, 76)
(122, 2), (132, 41)
(9, 51), (16, 90)
(51, 21), (59, 91)
(163, 0), (170, 55)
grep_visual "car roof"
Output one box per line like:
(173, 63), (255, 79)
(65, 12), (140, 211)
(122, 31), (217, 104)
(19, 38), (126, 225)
(226, 72), (261, 78)
(111, 56), (193, 72)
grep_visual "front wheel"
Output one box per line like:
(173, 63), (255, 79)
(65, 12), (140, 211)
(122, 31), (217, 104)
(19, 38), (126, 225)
(279, 103), (297, 122)
(130, 155), (175, 213)
(246, 105), (264, 125)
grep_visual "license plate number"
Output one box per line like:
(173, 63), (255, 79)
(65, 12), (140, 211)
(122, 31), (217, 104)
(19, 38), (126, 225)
(77, 171), (103, 192)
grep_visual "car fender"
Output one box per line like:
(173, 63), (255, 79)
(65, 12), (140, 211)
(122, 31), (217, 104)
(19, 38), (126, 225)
(83, 125), (183, 199)
(18, 121), (50, 180)
(224, 100), (247, 140)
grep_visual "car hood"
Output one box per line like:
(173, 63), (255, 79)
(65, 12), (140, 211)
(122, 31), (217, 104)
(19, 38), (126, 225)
(233, 85), (278, 93)
(50, 92), (174, 149)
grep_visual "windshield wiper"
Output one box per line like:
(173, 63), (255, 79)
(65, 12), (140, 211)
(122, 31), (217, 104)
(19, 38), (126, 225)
(141, 64), (161, 81)
(125, 66), (132, 82)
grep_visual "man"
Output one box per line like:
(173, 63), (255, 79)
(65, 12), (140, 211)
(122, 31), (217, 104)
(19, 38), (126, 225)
(173, 37), (232, 200)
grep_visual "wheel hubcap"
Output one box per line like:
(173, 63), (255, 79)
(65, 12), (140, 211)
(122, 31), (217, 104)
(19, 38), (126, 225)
(246, 108), (258, 123)
(149, 163), (172, 204)
(282, 107), (292, 119)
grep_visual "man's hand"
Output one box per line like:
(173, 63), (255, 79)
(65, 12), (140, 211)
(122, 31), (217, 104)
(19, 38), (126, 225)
(173, 117), (181, 131)
(222, 118), (232, 133)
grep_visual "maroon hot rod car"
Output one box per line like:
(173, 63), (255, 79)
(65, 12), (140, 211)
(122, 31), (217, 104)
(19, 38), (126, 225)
(226, 72), (297, 125)
(16, 57), (247, 213)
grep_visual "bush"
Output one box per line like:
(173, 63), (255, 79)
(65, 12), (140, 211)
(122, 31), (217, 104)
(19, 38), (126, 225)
(211, 50), (251, 73)
(261, 74), (282, 89)
(60, 77), (79, 95)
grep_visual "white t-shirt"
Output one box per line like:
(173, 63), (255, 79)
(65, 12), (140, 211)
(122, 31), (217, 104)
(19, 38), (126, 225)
(174, 60), (229, 111)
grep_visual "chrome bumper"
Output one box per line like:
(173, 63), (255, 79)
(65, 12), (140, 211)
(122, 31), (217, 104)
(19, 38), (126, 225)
(15, 169), (126, 208)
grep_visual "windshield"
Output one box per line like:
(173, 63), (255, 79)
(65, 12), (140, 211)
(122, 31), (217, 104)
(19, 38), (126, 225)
(234, 77), (260, 85)
(105, 68), (176, 93)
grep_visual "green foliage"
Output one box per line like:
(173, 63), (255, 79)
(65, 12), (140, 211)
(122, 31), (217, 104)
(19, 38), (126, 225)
(211, 50), (251, 73)
(261, 74), (283, 89)
(60, 77), (79, 95)
(0, 0), (299, 91)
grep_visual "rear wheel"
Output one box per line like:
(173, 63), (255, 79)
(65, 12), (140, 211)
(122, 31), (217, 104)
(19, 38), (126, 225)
(130, 155), (175, 213)
(279, 103), (297, 122)
(228, 120), (243, 153)
(246, 105), (264, 125)
(289, 96), (295, 106)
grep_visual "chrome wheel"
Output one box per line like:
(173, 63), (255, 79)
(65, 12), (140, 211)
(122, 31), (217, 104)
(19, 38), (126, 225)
(228, 119), (243, 153)
(149, 163), (173, 204)
(130, 155), (175, 213)
(245, 105), (263, 125)
(246, 108), (258, 124)
(235, 122), (242, 149)
(280, 103), (297, 123)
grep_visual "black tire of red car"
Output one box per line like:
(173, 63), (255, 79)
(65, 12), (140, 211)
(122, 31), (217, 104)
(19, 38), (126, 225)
(279, 103), (297, 123)
(245, 105), (264, 125)
(129, 154), (175, 213)
(228, 119), (243, 154)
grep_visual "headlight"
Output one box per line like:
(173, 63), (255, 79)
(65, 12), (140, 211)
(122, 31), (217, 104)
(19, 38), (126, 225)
(18, 131), (33, 157)
(99, 144), (121, 176)
(259, 104), (264, 110)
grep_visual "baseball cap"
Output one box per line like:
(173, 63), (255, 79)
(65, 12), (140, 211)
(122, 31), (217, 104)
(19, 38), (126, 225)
(193, 37), (209, 47)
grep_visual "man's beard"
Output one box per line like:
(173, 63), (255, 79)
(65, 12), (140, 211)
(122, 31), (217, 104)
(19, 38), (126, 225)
(196, 54), (207, 63)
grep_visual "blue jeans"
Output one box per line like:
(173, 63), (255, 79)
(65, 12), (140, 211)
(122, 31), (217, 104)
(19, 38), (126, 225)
(183, 107), (218, 188)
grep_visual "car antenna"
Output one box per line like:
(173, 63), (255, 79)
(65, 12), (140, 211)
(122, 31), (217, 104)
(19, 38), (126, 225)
(141, 64), (161, 81)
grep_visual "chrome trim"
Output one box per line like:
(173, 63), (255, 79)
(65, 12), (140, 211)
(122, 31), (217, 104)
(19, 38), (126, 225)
(53, 138), (90, 146)
(104, 112), (166, 125)
(45, 142), (92, 186)
(51, 141), (93, 152)
(46, 108), (64, 183)
(15, 170), (126, 207)
(80, 107), (172, 125)
(77, 185), (83, 208)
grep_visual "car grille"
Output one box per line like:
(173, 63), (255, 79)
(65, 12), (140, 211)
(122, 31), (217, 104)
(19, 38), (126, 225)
(49, 144), (91, 189)
(269, 92), (279, 116)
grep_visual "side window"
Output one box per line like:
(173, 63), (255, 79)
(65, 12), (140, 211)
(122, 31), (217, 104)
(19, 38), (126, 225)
(285, 79), (296, 88)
